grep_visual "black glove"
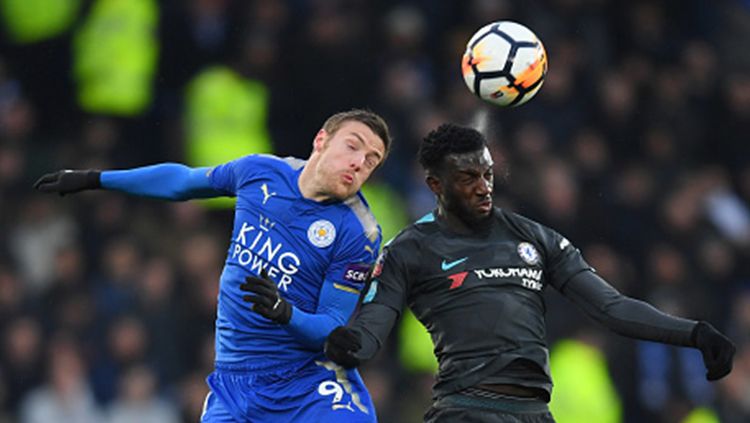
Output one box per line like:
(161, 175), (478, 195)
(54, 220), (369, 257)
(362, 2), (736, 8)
(240, 269), (292, 324)
(691, 321), (736, 381)
(324, 326), (362, 368)
(33, 170), (101, 195)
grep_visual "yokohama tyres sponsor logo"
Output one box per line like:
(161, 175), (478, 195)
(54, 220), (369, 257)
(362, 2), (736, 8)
(474, 267), (543, 291)
(473, 267), (542, 280)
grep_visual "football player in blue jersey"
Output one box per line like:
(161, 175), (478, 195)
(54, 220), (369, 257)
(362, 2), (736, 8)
(34, 109), (392, 422)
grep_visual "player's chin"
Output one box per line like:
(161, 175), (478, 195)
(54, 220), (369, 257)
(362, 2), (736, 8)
(473, 210), (492, 223)
(332, 185), (358, 201)
(469, 206), (494, 224)
(462, 207), (491, 223)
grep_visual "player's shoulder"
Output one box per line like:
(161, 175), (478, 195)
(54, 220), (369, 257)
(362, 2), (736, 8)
(340, 191), (380, 245)
(498, 208), (544, 229)
(218, 154), (305, 188)
(242, 154), (306, 172)
(495, 208), (556, 240)
(495, 208), (573, 258)
(383, 211), (435, 250)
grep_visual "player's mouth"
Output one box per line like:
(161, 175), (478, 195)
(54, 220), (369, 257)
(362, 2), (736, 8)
(477, 198), (493, 213)
(341, 172), (354, 185)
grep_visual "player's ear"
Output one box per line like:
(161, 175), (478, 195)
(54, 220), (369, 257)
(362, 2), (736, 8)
(313, 129), (328, 152)
(426, 174), (442, 196)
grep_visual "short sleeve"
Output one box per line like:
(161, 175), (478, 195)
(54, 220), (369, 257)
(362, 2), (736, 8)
(207, 154), (263, 195)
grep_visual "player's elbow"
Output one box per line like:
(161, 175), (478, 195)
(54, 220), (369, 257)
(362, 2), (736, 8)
(165, 164), (210, 200)
(168, 186), (194, 201)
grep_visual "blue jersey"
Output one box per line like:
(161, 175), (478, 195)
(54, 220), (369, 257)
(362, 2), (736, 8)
(207, 154), (381, 369)
(99, 156), (381, 421)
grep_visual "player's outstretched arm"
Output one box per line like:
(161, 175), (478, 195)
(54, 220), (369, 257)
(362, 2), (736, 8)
(34, 164), (224, 200)
(561, 269), (736, 381)
(325, 302), (399, 369)
(34, 169), (101, 195)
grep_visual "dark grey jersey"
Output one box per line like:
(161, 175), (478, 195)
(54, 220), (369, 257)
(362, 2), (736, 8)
(360, 208), (592, 396)
(351, 207), (698, 399)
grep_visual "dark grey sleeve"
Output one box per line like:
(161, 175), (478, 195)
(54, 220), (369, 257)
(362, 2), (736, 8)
(350, 302), (400, 361)
(345, 241), (412, 361)
(561, 270), (698, 346)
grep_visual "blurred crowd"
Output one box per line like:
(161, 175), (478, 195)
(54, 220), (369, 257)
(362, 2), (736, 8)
(1, 0), (749, 422)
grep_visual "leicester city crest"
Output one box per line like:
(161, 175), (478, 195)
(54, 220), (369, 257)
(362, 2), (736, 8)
(517, 242), (540, 265)
(307, 219), (336, 248)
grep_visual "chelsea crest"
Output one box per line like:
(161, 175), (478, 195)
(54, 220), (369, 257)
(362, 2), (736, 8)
(517, 242), (540, 265)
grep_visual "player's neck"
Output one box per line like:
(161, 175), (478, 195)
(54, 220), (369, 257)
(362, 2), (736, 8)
(437, 206), (492, 235)
(298, 165), (334, 202)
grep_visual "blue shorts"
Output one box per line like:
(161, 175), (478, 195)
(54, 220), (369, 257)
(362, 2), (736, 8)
(201, 357), (377, 422)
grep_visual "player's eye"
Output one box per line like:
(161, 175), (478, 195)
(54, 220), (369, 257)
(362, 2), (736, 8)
(460, 176), (475, 185)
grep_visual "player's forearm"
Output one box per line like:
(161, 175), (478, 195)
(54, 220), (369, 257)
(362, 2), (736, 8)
(284, 280), (361, 349)
(562, 270), (697, 346)
(101, 163), (220, 200)
(350, 302), (399, 361)
(284, 307), (344, 349)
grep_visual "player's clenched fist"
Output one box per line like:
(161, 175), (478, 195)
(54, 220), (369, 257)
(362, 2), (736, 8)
(240, 269), (292, 324)
(34, 169), (101, 195)
(324, 326), (362, 369)
(692, 321), (736, 381)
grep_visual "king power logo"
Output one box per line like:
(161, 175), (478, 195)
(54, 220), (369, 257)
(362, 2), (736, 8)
(230, 217), (301, 291)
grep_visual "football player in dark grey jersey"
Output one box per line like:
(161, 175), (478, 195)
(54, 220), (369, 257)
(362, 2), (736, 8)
(325, 123), (735, 422)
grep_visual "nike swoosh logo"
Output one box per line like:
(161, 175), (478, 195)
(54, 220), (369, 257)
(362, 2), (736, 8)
(441, 257), (467, 271)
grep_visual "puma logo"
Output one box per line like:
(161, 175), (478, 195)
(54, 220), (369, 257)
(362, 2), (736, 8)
(261, 183), (277, 205)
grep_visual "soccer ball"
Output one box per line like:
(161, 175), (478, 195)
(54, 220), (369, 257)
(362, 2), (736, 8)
(461, 21), (548, 107)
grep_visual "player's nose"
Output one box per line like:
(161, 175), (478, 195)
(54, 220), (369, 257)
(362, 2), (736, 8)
(476, 178), (492, 195)
(349, 153), (365, 171)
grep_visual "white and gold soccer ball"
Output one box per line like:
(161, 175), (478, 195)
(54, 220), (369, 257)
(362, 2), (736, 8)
(461, 21), (548, 107)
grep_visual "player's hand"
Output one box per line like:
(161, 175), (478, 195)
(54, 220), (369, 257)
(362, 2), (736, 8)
(692, 321), (736, 381)
(324, 326), (362, 369)
(240, 269), (292, 324)
(33, 170), (101, 196)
